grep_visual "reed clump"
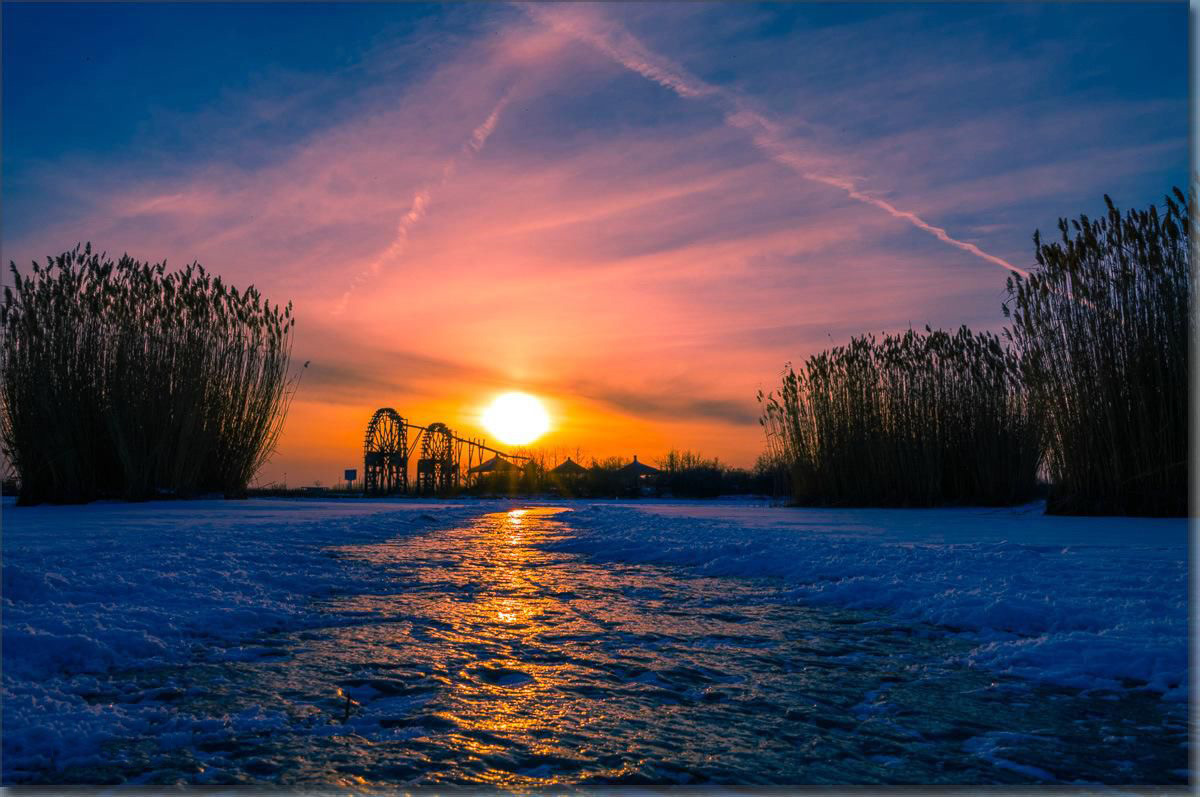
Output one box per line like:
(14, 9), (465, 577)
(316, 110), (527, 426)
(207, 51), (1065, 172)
(1004, 190), (1189, 516)
(760, 326), (1043, 506)
(2, 244), (296, 504)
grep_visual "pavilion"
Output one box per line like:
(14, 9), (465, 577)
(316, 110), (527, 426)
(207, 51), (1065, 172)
(468, 455), (522, 477)
(617, 455), (660, 483)
(548, 457), (588, 478)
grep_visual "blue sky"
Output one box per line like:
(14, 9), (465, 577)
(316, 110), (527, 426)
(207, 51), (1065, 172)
(1, 2), (1187, 479)
(5, 4), (1184, 193)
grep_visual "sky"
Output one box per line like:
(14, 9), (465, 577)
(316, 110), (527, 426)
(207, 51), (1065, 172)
(2, 2), (1187, 485)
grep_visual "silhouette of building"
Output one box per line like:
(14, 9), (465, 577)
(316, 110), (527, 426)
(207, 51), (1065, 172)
(617, 455), (660, 492)
(549, 457), (588, 477)
(468, 455), (522, 476)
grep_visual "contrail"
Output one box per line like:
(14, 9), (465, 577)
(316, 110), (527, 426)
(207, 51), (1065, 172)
(335, 92), (514, 314)
(523, 5), (1030, 279)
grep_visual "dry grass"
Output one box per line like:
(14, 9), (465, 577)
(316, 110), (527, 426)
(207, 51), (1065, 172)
(1003, 190), (1189, 515)
(2, 244), (296, 504)
(760, 326), (1043, 507)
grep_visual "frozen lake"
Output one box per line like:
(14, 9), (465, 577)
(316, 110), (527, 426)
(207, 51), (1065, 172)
(2, 498), (1189, 786)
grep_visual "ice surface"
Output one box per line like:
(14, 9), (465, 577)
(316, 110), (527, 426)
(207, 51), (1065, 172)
(548, 501), (1189, 701)
(1, 497), (496, 776)
(962, 732), (1056, 781)
(1, 495), (1188, 782)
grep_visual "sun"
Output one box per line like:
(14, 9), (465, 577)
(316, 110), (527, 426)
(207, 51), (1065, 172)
(482, 392), (551, 446)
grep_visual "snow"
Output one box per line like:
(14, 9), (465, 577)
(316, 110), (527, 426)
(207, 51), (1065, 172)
(546, 501), (1189, 700)
(1, 494), (1188, 782)
(962, 732), (1056, 781)
(1, 497), (498, 777)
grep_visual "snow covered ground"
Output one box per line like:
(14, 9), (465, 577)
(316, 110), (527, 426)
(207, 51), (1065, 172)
(559, 500), (1190, 700)
(1, 495), (1189, 784)
(2, 497), (503, 778)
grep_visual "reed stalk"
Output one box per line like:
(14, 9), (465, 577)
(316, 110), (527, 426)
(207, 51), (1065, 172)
(1, 244), (296, 504)
(760, 326), (1043, 506)
(1003, 189), (1189, 515)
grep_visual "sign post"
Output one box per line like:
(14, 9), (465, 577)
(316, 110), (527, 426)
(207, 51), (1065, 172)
(344, 469), (357, 491)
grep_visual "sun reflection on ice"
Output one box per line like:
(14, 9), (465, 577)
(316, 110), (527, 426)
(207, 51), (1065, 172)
(158, 505), (1187, 788)
(506, 509), (526, 544)
(327, 507), (589, 784)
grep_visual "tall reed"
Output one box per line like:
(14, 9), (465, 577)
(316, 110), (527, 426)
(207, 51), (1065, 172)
(1003, 190), (1189, 516)
(1, 244), (296, 504)
(760, 326), (1042, 506)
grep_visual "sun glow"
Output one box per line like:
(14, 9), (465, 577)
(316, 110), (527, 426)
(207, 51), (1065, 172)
(482, 392), (551, 446)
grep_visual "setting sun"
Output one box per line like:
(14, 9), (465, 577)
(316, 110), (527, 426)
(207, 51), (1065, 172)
(482, 392), (551, 445)
(0, 2), (1187, 788)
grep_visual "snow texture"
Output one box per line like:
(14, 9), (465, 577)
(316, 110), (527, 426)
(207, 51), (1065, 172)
(2, 497), (494, 776)
(1, 495), (1188, 779)
(551, 500), (1189, 701)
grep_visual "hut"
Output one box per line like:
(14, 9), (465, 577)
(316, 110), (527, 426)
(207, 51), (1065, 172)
(468, 455), (522, 476)
(617, 455), (660, 478)
(617, 455), (660, 495)
(548, 456), (588, 495)
(468, 454), (524, 493)
(549, 457), (588, 478)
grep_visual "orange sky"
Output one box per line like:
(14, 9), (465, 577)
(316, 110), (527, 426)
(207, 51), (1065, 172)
(3, 4), (1186, 485)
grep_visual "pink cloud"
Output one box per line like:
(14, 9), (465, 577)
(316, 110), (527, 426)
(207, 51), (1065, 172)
(3, 7), (1181, 483)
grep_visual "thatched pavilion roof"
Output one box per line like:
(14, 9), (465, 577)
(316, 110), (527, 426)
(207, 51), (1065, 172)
(468, 455), (522, 475)
(549, 457), (588, 476)
(616, 455), (660, 477)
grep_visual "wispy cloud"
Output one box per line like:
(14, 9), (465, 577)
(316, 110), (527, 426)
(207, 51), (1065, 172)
(523, 3), (1031, 277)
(568, 380), (758, 426)
(2, 3), (1184, 480)
(334, 91), (515, 313)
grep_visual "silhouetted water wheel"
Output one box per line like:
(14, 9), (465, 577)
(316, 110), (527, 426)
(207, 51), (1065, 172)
(416, 422), (457, 494)
(363, 408), (408, 495)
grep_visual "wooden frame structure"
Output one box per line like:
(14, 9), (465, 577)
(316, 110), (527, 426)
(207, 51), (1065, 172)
(363, 408), (529, 496)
